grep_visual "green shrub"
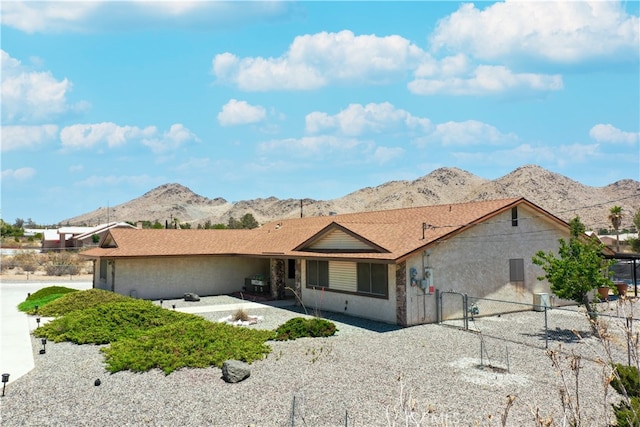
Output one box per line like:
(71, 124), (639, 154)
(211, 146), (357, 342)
(102, 318), (273, 374)
(612, 363), (640, 397)
(35, 288), (129, 317)
(18, 286), (78, 313)
(35, 299), (187, 344)
(615, 397), (640, 427)
(612, 363), (640, 427)
(273, 317), (337, 341)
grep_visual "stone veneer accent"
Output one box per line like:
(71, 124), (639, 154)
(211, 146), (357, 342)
(396, 261), (407, 326)
(295, 259), (302, 306)
(270, 258), (286, 299)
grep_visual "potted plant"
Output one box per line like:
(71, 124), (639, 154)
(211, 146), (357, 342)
(597, 286), (611, 301)
(614, 281), (629, 297)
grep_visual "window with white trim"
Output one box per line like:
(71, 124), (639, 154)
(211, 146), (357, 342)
(357, 263), (388, 296)
(306, 260), (329, 288)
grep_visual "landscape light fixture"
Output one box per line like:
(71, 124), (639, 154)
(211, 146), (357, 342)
(34, 305), (38, 314)
(172, 304), (176, 310)
(39, 338), (47, 355)
(160, 299), (163, 307)
(36, 317), (40, 328)
(1, 373), (9, 397)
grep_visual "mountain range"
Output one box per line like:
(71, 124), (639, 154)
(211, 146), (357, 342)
(62, 165), (640, 232)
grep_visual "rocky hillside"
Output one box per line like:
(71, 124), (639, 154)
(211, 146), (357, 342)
(62, 165), (640, 232)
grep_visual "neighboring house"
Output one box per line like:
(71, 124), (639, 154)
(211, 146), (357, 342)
(597, 233), (638, 248)
(42, 223), (136, 251)
(73, 222), (136, 248)
(81, 197), (578, 326)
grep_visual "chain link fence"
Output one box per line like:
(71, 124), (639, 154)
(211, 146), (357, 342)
(439, 291), (640, 366)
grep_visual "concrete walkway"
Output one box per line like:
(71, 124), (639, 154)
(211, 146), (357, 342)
(0, 280), (92, 384)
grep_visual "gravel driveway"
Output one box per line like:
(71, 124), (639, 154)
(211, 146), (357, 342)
(0, 295), (628, 426)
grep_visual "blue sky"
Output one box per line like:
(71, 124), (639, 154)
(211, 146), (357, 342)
(1, 1), (639, 225)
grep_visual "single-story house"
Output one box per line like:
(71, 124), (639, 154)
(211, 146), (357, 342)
(81, 197), (585, 326)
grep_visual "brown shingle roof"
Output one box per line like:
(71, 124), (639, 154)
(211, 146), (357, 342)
(81, 197), (566, 261)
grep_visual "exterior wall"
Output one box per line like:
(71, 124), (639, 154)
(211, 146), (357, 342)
(300, 260), (397, 324)
(100, 256), (269, 300)
(404, 205), (568, 325)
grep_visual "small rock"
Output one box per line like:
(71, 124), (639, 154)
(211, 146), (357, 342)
(94, 379), (101, 386)
(222, 360), (250, 383)
(183, 292), (200, 302)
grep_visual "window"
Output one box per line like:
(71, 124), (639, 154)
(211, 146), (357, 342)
(511, 207), (518, 226)
(509, 258), (524, 282)
(357, 263), (388, 296)
(306, 260), (329, 288)
(287, 259), (296, 279)
(99, 259), (107, 280)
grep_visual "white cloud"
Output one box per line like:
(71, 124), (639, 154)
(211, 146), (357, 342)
(409, 64), (563, 96)
(69, 164), (84, 173)
(429, 120), (518, 146)
(1, 125), (58, 151)
(1, 1), (294, 34)
(60, 122), (155, 150)
(258, 135), (365, 158)
(1, 50), (87, 123)
(218, 99), (266, 126)
(257, 133), (404, 167)
(431, 1), (639, 63)
(1, 167), (36, 180)
(59, 122), (198, 153)
(589, 124), (639, 144)
(306, 102), (432, 136)
(1, 2), (99, 34)
(213, 30), (425, 91)
(141, 123), (201, 153)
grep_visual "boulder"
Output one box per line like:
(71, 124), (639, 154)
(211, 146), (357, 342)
(222, 360), (251, 383)
(183, 292), (200, 302)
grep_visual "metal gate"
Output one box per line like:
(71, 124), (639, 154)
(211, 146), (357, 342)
(437, 290), (469, 330)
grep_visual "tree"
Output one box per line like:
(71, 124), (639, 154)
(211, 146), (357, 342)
(532, 217), (614, 319)
(609, 205), (623, 253)
(632, 209), (640, 253)
(240, 213), (259, 229)
(227, 217), (241, 229)
(14, 218), (24, 228)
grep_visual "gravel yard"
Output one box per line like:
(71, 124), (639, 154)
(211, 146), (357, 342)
(0, 295), (631, 427)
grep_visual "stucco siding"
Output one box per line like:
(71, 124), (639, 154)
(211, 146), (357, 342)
(107, 256), (269, 300)
(404, 205), (568, 325)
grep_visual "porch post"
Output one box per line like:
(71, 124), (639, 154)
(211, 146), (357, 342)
(270, 258), (286, 300)
(295, 259), (302, 307)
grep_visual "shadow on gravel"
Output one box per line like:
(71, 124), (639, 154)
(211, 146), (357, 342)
(278, 304), (402, 333)
(522, 327), (593, 344)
